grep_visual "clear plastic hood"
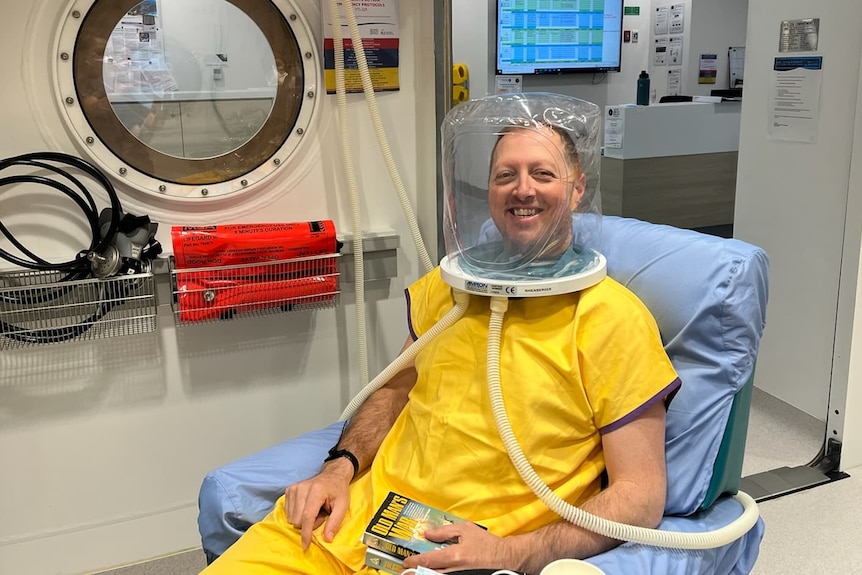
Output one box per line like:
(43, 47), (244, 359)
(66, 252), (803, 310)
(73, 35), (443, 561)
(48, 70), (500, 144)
(440, 92), (604, 289)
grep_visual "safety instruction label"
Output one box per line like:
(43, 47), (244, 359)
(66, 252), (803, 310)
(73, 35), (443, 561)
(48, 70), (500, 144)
(171, 221), (338, 268)
(323, 1), (400, 94)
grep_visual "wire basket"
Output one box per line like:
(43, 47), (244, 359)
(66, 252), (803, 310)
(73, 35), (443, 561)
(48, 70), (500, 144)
(0, 269), (156, 349)
(170, 253), (341, 325)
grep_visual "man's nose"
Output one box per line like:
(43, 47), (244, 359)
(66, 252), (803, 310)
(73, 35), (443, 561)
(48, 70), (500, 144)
(514, 173), (535, 199)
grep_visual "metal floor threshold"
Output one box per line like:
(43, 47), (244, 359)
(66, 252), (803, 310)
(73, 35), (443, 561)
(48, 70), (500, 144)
(741, 465), (851, 502)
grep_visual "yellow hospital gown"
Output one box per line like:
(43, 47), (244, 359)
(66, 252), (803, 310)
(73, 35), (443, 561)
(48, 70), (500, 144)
(204, 270), (680, 574)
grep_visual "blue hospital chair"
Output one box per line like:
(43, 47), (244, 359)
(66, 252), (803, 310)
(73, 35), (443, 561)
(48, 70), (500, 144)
(198, 215), (769, 574)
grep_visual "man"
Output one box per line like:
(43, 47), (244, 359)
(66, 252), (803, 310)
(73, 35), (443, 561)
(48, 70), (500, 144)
(486, 125), (585, 261)
(203, 117), (680, 575)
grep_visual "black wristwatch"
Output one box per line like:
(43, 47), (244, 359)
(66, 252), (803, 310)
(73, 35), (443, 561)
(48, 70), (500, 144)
(323, 446), (360, 479)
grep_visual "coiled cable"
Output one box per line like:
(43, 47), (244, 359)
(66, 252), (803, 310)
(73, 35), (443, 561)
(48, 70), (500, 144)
(0, 151), (122, 276)
(0, 152), (155, 344)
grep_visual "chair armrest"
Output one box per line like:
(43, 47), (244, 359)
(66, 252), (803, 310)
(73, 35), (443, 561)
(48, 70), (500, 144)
(586, 497), (765, 575)
(197, 421), (346, 558)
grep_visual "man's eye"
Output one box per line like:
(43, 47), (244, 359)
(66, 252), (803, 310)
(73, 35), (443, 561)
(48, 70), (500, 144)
(495, 171), (514, 181)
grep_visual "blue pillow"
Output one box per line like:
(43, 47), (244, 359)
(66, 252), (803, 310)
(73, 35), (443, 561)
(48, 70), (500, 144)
(599, 216), (768, 515)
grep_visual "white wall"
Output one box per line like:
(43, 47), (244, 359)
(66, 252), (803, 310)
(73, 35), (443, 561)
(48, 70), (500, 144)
(611, 0), (654, 106)
(647, 0), (691, 103)
(837, 52), (862, 469)
(685, 0), (747, 95)
(645, 0), (747, 100)
(734, 0), (862, 433)
(0, 1), (437, 573)
(452, 0), (493, 98)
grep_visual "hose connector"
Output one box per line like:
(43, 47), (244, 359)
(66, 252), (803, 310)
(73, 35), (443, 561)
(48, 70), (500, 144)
(87, 247), (121, 278)
(490, 295), (509, 313)
(452, 289), (470, 306)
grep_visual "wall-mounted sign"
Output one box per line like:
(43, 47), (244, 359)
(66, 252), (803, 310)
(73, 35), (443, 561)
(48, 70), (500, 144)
(654, 38), (669, 66)
(323, 0), (401, 93)
(624, 6), (640, 16)
(667, 68), (682, 95)
(654, 5), (669, 35)
(604, 107), (624, 149)
(495, 75), (522, 94)
(698, 53), (718, 84)
(669, 4), (685, 34)
(769, 56), (823, 143)
(669, 36), (683, 66)
(779, 18), (820, 53)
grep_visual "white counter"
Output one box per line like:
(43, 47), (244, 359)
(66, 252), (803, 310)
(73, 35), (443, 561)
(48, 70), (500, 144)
(604, 101), (742, 160)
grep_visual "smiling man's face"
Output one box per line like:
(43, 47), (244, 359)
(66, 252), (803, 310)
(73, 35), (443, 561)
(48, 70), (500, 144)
(488, 126), (585, 257)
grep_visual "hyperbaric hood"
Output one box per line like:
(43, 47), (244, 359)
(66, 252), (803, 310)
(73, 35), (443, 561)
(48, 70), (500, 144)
(440, 93), (604, 290)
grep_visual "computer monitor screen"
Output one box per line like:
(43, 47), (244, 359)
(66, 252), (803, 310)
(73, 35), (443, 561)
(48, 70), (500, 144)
(496, 0), (624, 75)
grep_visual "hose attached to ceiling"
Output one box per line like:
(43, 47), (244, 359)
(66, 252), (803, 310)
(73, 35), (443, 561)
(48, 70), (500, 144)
(340, 0), (434, 275)
(327, 0), (369, 387)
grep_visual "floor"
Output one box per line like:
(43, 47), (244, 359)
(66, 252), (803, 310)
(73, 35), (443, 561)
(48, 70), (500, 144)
(92, 387), (858, 575)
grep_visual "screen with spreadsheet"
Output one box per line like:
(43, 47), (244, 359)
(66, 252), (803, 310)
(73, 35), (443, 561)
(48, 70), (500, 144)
(496, 0), (624, 75)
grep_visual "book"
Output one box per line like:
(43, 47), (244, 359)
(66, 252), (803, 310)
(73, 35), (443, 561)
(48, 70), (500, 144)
(364, 546), (403, 575)
(362, 491), (473, 560)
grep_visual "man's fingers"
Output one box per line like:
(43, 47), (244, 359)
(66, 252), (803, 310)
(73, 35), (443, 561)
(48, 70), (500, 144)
(284, 473), (352, 548)
(323, 497), (348, 542)
(300, 518), (314, 550)
(284, 485), (306, 528)
(422, 523), (461, 542)
(300, 490), (330, 549)
(402, 547), (452, 570)
(313, 513), (327, 530)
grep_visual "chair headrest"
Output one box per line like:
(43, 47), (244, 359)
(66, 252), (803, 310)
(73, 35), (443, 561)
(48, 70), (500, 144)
(599, 216), (769, 515)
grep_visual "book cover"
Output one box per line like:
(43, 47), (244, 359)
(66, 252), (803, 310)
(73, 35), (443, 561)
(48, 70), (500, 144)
(362, 491), (471, 560)
(364, 546), (403, 575)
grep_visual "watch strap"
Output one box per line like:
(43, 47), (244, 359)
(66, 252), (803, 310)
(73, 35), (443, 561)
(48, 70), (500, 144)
(324, 446), (359, 478)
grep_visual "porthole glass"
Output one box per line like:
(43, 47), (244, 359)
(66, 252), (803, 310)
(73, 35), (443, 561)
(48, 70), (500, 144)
(102, 0), (277, 160)
(56, 0), (318, 198)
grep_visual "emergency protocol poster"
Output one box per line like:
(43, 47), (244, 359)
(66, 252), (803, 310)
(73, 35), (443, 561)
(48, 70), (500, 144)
(105, 0), (178, 97)
(323, 1), (400, 93)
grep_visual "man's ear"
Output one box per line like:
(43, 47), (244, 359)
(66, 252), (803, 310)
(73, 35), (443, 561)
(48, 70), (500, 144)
(569, 171), (587, 210)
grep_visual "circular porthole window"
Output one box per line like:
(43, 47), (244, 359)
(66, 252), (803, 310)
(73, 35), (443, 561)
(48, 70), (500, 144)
(54, 0), (319, 199)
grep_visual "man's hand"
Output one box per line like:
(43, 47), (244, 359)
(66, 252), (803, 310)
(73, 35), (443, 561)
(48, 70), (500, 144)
(401, 522), (522, 573)
(282, 336), (417, 551)
(284, 458), (354, 549)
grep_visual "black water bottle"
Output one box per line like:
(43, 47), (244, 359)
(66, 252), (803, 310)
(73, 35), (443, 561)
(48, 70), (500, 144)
(637, 70), (650, 106)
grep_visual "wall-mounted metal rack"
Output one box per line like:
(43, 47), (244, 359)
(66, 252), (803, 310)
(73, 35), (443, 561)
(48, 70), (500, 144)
(0, 231), (400, 345)
(170, 253), (341, 325)
(0, 269), (156, 349)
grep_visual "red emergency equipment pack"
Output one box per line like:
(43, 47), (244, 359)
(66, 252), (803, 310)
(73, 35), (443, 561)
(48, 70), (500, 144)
(170, 221), (337, 268)
(170, 221), (340, 322)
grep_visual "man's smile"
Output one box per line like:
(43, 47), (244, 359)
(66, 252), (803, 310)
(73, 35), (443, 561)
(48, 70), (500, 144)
(508, 207), (542, 217)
